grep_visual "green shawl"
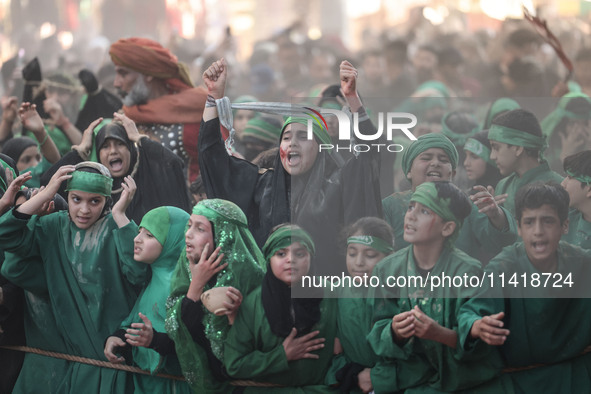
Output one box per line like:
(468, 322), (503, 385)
(165, 198), (266, 393)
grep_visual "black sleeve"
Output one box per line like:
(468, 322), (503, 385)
(148, 328), (176, 356)
(197, 118), (261, 215)
(181, 297), (229, 381)
(105, 329), (133, 364)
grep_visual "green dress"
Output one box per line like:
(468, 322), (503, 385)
(367, 246), (504, 393)
(382, 191), (517, 265)
(458, 242), (591, 393)
(0, 210), (149, 394)
(494, 162), (563, 216)
(116, 207), (192, 394)
(224, 286), (337, 393)
(165, 199), (266, 394)
(563, 209), (591, 249)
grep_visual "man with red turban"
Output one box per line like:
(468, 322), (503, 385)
(109, 37), (206, 182)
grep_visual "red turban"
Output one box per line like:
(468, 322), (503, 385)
(109, 37), (193, 92)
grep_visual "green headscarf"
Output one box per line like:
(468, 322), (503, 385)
(65, 162), (113, 197)
(281, 116), (331, 147)
(540, 92), (591, 139)
(410, 182), (463, 244)
(165, 199), (265, 392)
(402, 133), (459, 175)
(464, 138), (494, 166)
(262, 224), (315, 261)
(482, 98), (520, 129)
(87, 118), (114, 162)
(120, 206), (189, 374)
(243, 116), (282, 144)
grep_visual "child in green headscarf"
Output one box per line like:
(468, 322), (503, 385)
(104, 206), (192, 394)
(0, 162), (149, 394)
(166, 198), (265, 394)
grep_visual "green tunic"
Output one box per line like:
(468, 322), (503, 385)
(458, 242), (591, 393)
(494, 161), (563, 216)
(224, 286), (337, 392)
(563, 209), (591, 249)
(367, 246), (504, 393)
(382, 191), (517, 265)
(0, 210), (149, 394)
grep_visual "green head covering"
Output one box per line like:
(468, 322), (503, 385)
(65, 162), (113, 197)
(166, 199), (265, 392)
(464, 137), (494, 166)
(566, 169), (591, 186)
(88, 118), (114, 162)
(483, 98), (520, 129)
(347, 235), (393, 255)
(410, 182), (463, 244)
(281, 116), (331, 147)
(402, 133), (459, 175)
(121, 206), (189, 374)
(262, 224), (315, 262)
(441, 112), (479, 147)
(540, 92), (591, 138)
(232, 95), (258, 117)
(243, 116), (282, 144)
(488, 124), (546, 150)
(0, 157), (17, 193)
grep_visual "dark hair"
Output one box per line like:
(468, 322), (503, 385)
(189, 175), (206, 195)
(492, 109), (542, 159)
(466, 130), (502, 188)
(505, 28), (542, 49)
(551, 98), (591, 146)
(433, 181), (472, 224)
(252, 147), (279, 169)
(563, 150), (591, 187)
(341, 216), (394, 250)
(515, 182), (569, 224)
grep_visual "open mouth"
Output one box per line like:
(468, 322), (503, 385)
(532, 241), (549, 253)
(287, 152), (301, 166)
(404, 225), (416, 233)
(426, 171), (442, 179)
(134, 246), (142, 254)
(109, 158), (123, 172)
(186, 243), (194, 254)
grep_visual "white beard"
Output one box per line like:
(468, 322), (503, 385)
(122, 75), (151, 107)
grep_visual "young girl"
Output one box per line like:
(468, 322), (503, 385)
(326, 217), (395, 393)
(463, 130), (502, 191)
(166, 198), (266, 394)
(224, 224), (337, 392)
(104, 205), (192, 394)
(0, 162), (149, 394)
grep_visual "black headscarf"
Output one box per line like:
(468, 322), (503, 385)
(2, 137), (37, 163)
(94, 123), (138, 190)
(75, 70), (122, 131)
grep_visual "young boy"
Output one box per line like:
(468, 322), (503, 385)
(489, 109), (563, 215)
(561, 150), (591, 249)
(459, 183), (591, 393)
(369, 181), (504, 392)
(382, 133), (517, 264)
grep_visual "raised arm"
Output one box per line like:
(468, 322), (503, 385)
(19, 102), (61, 164)
(202, 58), (228, 122)
(43, 97), (82, 146)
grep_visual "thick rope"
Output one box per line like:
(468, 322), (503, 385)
(0, 345), (281, 387)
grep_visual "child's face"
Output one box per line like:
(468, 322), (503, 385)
(518, 204), (568, 270)
(403, 201), (452, 245)
(68, 190), (106, 229)
(489, 140), (519, 176)
(133, 227), (163, 264)
(270, 242), (311, 287)
(407, 148), (454, 189)
(185, 214), (214, 262)
(561, 175), (591, 210)
(463, 151), (487, 181)
(346, 233), (386, 277)
(280, 124), (319, 176)
(17, 145), (41, 172)
(233, 110), (255, 137)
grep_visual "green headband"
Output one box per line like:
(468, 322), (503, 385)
(65, 170), (113, 196)
(488, 124), (545, 150)
(410, 182), (462, 243)
(282, 116), (331, 147)
(262, 225), (315, 262)
(139, 206), (171, 246)
(243, 117), (281, 144)
(347, 235), (393, 255)
(566, 169), (591, 186)
(402, 133), (459, 175)
(464, 138), (494, 166)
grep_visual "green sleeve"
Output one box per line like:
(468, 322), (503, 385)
(224, 301), (289, 379)
(0, 209), (42, 258)
(112, 220), (149, 287)
(367, 317), (413, 360)
(324, 353), (350, 387)
(1, 252), (48, 295)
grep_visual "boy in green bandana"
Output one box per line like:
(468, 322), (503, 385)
(370, 181), (504, 392)
(561, 150), (591, 249)
(489, 109), (563, 215)
(459, 183), (591, 393)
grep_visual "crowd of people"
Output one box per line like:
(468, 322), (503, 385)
(1, 11), (591, 394)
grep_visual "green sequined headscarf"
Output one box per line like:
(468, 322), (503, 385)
(410, 182), (464, 245)
(402, 133), (459, 176)
(120, 206), (189, 374)
(165, 199), (265, 392)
